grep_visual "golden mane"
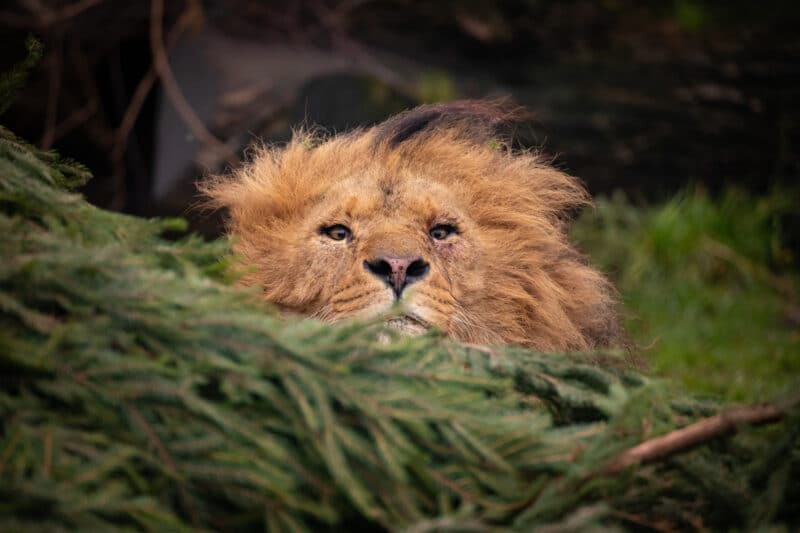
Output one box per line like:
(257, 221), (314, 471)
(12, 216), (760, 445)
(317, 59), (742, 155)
(202, 101), (622, 351)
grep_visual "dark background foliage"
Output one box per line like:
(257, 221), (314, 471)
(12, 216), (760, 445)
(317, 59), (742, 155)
(1, 0), (799, 218)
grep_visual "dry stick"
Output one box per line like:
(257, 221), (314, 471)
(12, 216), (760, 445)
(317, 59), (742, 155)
(603, 404), (784, 475)
(112, 5), (195, 165)
(51, 101), (97, 141)
(149, 0), (237, 165)
(58, 0), (106, 20)
(9, 0), (105, 29)
(128, 404), (201, 528)
(39, 42), (100, 149)
(64, 41), (113, 148)
(311, 0), (415, 94)
(401, 516), (490, 533)
(38, 41), (108, 150)
(108, 70), (156, 211)
(108, 11), (192, 210)
(39, 36), (62, 149)
(42, 428), (53, 479)
(0, 10), (31, 27)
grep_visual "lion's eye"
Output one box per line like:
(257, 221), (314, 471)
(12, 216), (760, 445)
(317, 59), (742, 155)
(322, 224), (351, 241)
(429, 224), (457, 240)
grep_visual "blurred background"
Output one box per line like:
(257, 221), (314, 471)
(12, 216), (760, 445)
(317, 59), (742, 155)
(1, 0), (798, 400)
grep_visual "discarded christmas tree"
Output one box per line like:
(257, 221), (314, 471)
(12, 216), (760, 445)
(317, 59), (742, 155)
(1, 53), (799, 531)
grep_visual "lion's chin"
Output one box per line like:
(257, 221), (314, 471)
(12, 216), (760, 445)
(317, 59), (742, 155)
(384, 314), (429, 336)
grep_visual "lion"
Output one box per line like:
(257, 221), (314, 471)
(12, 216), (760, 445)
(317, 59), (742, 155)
(201, 100), (621, 351)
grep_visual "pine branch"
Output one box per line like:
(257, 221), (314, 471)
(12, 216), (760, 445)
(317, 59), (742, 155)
(1, 122), (798, 531)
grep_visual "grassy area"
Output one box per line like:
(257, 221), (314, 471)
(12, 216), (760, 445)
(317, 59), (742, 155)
(574, 187), (800, 402)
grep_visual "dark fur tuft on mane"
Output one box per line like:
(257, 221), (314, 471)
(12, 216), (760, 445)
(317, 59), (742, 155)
(373, 99), (527, 149)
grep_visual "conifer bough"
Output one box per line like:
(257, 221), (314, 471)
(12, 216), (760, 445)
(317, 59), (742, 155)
(1, 124), (799, 532)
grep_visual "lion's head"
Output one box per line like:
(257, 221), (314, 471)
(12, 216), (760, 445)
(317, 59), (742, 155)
(202, 101), (621, 351)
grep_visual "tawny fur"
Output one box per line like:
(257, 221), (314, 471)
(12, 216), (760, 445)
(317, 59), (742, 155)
(201, 101), (621, 351)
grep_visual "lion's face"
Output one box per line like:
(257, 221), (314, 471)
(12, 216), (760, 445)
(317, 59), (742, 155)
(289, 169), (485, 338)
(203, 101), (621, 351)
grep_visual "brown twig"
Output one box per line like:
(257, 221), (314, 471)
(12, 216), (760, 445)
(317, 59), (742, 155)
(310, 0), (415, 94)
(42, 428), (53, 479)
(401, 516), (490, 533)
(58, 0), (106, 20)
(51, 100), (97, 141)
(604, 404), (785, 475)
(127, 404), (178, 475)
(607, 510), (675, 533)
(108, 1), (196, 209)
(149, 0), (237, 165)
(0, 428), (22, 478)
(61, 39), (116, 148)
(15, 0), (107, 27)
(128, 404), (201, 527)
(112, 3), (196, 164)
(0, 9), (34, 27)
(39, 33), (62, 149)
(429, 469), (495, 508)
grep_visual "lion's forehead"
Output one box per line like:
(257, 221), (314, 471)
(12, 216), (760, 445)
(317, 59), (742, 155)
(311, 172), (466, 225)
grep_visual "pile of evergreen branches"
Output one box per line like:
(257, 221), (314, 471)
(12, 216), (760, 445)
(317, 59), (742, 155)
(1, 68), (799, 532)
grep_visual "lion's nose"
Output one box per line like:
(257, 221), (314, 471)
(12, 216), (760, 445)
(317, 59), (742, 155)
(364, 256), (429, 296)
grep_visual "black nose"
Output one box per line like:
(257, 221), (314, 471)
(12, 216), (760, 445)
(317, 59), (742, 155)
(364, 256), (429, 296)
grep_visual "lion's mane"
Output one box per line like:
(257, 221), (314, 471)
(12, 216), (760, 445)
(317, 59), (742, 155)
(202, 101), (622, 351)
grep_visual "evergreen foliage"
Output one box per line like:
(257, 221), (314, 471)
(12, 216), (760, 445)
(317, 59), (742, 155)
(1, 123), (799, 532)
(0, 37), (42, 118)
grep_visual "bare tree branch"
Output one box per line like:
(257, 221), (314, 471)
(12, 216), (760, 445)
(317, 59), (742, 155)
(149, 0), (237, 165)
(604, 404), (785, 475)
(113, 4), (196, 163)
(14, 0), (107, 27)
(52, 100), (97, 140)
(39, 33), (62, 149)
(58, 0), (106, 20)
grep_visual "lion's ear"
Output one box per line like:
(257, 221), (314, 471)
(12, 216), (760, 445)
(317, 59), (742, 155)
(373, 99), (527, 149)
